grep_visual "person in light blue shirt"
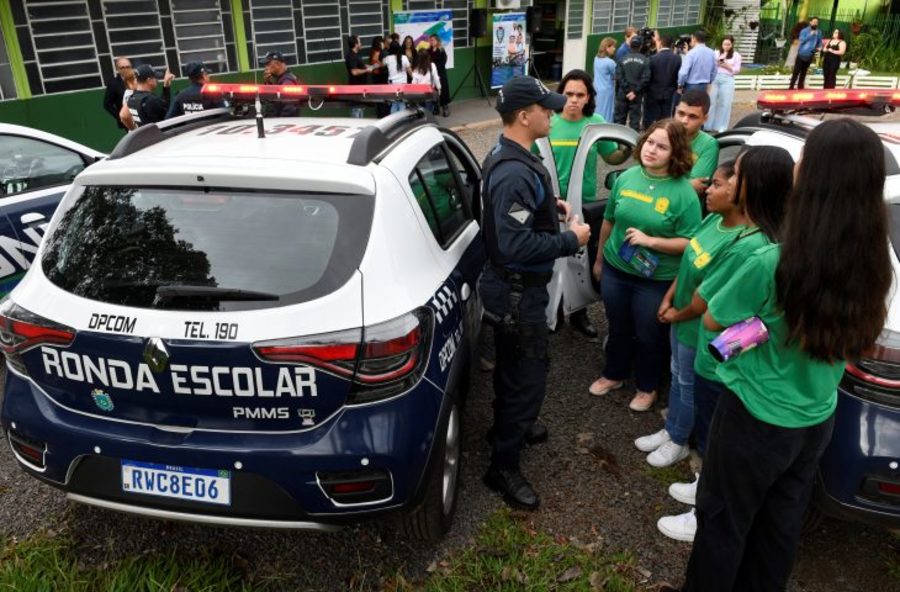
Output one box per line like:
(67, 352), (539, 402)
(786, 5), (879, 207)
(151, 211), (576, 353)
(677, 30), (718, 94)
(789, 16), (823, 89)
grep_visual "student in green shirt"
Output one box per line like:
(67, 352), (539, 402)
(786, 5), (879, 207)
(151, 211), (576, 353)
(632, 160), (741, 470)
(653, 145), (794, 544)
(681, 120), (892, 592)
(588, 119), (701, 412)
(674, 90), (719, 201)
(544, 69), (630, 337)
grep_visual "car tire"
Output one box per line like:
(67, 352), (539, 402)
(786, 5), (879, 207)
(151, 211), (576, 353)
(400, 398), (462, 541)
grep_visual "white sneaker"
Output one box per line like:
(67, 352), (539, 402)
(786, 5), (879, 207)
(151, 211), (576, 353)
(647, 440), (690, 468)
(669, 473), (700, 505)
(634, 428), (670, 453)
(657, 508), (697, 542)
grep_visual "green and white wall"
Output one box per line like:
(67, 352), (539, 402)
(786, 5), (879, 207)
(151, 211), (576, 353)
(0, 0), (700, 152)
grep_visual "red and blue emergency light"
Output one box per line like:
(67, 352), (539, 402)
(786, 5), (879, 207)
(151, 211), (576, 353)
(201, 83), (435, 102)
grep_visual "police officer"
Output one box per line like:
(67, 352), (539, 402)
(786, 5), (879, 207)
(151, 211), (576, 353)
(614, 35), (651, 132)
(480, 76), (591, 510)
(127, 65), (175, 128)
(166, 62), (223, 119)
(261, 51), (299, 117)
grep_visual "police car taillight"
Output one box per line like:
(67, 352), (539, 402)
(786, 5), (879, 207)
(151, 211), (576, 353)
(0, 302), (75, 375)
(253, 308), (432, 403)
(757, 89), (900, 112)
(844, 328), (900, 408)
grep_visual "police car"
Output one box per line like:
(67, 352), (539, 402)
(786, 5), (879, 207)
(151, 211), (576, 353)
(0, 123), (104, 296)
(0, 84), (485, 540)
(548, 89), (900, 530)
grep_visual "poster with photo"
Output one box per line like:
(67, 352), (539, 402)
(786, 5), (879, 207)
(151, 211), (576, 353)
(393, 10), (454, 69)
(490, 12), (528, 88)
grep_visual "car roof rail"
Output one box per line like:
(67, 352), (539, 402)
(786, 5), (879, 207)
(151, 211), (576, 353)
(108, 108), (231, 160)
(346, 108), (432, 166)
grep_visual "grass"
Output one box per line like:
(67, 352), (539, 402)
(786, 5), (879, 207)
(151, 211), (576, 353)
(421, 509), (642, 592)
(642, 463), (693, 487)
(0, 532), (253, 592)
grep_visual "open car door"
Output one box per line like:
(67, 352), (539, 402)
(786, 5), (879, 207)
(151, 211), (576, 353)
(537, 124), (639, 329)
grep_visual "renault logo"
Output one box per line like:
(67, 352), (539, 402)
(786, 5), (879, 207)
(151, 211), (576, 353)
(143, 337), (169, 373)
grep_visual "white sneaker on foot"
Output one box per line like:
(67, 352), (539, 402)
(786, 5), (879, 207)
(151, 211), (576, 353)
(634, 428), (670, 453)
(647, 440), (690, 467)
(669, 472), (700, 505)
(657, 508), (697, 542)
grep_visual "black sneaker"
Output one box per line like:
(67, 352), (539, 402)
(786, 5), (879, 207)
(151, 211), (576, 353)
(570, 309), (598, 338)
(483, 467), (540, 510)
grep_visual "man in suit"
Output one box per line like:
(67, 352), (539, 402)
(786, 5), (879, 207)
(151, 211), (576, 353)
(644, 33), (681, 128)
(102, 56), (132, 131)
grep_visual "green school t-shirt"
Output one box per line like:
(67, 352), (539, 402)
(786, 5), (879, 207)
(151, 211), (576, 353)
(690, 131), (719, 181)
(707, 244), (843, 428)
(546, 113), (617, 202)
(672, 214), (746, 348)
(694, 229), (771, 380)
(602, 166), (701, 281)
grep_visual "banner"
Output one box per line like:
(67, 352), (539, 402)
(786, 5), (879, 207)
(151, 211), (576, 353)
(490, 12), (528, 89)
(393, 10), (454, 69)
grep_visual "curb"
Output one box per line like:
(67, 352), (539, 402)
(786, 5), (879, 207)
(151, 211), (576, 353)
(449, 118), (500, 133)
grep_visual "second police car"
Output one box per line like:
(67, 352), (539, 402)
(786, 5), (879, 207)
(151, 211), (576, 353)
(0, 84), (485, 540)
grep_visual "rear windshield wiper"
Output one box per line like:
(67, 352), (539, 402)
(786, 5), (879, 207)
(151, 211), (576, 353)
(153, 285), (280, 305)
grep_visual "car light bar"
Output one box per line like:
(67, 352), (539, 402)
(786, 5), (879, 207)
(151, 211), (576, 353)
(757, 89), (900, 113)
(202, 83), (435, 102)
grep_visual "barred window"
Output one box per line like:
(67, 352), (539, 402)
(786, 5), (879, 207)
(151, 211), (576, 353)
(171, 0), (229, 73)
(0, 24), (17, 100)
(592, 0), (613, 34)
(249, 0), (298, 65)
(302, 0), (344, 63)
(103, 1), (167, 71)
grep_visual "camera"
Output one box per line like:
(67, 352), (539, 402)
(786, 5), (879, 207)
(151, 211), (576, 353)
(635, 26), (656, 55)
(674, 34), (692, 55)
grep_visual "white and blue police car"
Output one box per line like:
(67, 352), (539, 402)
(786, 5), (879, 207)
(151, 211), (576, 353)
(0, 123), (104, 296)
(0, 84), (485, 540)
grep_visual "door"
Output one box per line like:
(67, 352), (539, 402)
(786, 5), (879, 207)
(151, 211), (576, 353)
(540, 123), (639, 327)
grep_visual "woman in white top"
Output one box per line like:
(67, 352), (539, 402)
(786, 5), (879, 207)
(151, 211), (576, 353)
(411, 48), (440, 113)
(386, 41), (411, 113)
(706, 35), (742, 133)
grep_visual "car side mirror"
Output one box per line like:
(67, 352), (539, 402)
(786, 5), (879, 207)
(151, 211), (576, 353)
(604, 170), (621, 190)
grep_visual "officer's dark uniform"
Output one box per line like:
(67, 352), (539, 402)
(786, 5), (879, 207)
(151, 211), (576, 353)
(127, 65), (171, 128)
(261, 52), (300, 117)
(166, 62), (224, 119)
(479, 77), (580, 510)
(615, 38), (651, 132)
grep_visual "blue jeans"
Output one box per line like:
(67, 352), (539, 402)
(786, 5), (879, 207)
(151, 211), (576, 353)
(350, 106), (365, 118)
(706, 73), (735, 133)
(694, 374), (726, 457)
(683, 82), (709, 94)
(665, 330), (696, 445)
(601, 260), (671, 393)
(390, 101), (406, 114)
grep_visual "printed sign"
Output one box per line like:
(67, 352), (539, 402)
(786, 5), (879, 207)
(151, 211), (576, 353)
(491, 12), (529, 88)
(393, 10), (454, 69)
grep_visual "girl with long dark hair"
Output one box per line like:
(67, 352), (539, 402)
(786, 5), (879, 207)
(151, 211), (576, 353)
(385, 41), (411, 113)
(706, 35), (741, 132)
(402, 35), (417, 82)
(681, 119), (892, 590)
(411, 48), (440, 113)
(822, 29), (846, 88)
(428, 33), (451, 116)
(589, 119), (701, 412)
(650, 146), (793, 542)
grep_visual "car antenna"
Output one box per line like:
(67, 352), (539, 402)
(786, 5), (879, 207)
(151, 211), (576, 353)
(255, 93), (265, 139)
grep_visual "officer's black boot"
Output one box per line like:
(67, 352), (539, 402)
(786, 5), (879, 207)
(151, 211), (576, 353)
(483, 467), (540, 510)
(570, 309), (598, 338)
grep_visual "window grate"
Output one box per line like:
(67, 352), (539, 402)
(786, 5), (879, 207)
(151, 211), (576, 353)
(250, 0), (298, 66)
(24, 0), (102, 94)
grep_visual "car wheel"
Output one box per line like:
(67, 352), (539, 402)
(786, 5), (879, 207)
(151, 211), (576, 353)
(400, 399), (461, 541)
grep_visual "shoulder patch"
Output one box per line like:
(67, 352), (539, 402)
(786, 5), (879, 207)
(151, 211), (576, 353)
(508, 202), (532, 225)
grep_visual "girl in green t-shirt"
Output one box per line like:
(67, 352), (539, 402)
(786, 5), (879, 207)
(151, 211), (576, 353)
(654, 146), (794, 544)
(588, 119), (701, 412)
(681, 120), (893, 592)
(632, 160), (741, 469)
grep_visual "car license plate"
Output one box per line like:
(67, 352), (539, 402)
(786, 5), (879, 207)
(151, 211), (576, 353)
(121, 460), (231, 506)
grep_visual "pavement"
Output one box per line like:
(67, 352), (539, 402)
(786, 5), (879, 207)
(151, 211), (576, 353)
(441, 89), (765, 133)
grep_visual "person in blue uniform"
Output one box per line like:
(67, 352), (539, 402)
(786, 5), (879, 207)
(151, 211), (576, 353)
(479, 76), (591, 510)
(165, 62), (224, 119)
(261, 51), (299, 117)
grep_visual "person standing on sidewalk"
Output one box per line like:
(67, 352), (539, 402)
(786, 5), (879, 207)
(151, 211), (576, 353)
(789, 17), (822, 90)
(681, 119), (891, 591)
(644, 34), (681, 128)
(126, 65), (175, 128)
(103, 56), (132, 131)
(705, 36), (741, 133)
(593, 38), (617, 123)
(677, 30), (718, 95)
(614, 36), (650, 132)
(429, 34), (451, 117)
(480, 76), (590, 510)
(674, 90), (719, 200)
(345, 36), (372, 118)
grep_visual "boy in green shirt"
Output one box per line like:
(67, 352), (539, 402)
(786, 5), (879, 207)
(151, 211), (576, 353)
(674, 90), (719, 199)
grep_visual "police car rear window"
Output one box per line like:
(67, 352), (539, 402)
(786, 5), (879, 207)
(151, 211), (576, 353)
(41, 186), (373, 311)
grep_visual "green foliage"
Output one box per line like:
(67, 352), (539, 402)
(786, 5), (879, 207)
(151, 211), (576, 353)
(0, 533), (253, 592)
(847, 28), (900, 71)
(424, 509), (642, 591)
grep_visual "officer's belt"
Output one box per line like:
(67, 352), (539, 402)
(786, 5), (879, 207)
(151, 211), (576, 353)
(491, 265), (553, 287)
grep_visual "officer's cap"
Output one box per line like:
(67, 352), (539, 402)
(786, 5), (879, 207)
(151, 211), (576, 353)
(134, 64), (160, 82)
(260, 51), (286, 66)
(185, 62), (209, 78)
(630, 36), (643, 48)
(495, 76), (566, 114)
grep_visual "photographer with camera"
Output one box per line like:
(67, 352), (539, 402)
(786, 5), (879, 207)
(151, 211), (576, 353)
(126, 64), (174, 128)
(615, 36), (650, 132)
